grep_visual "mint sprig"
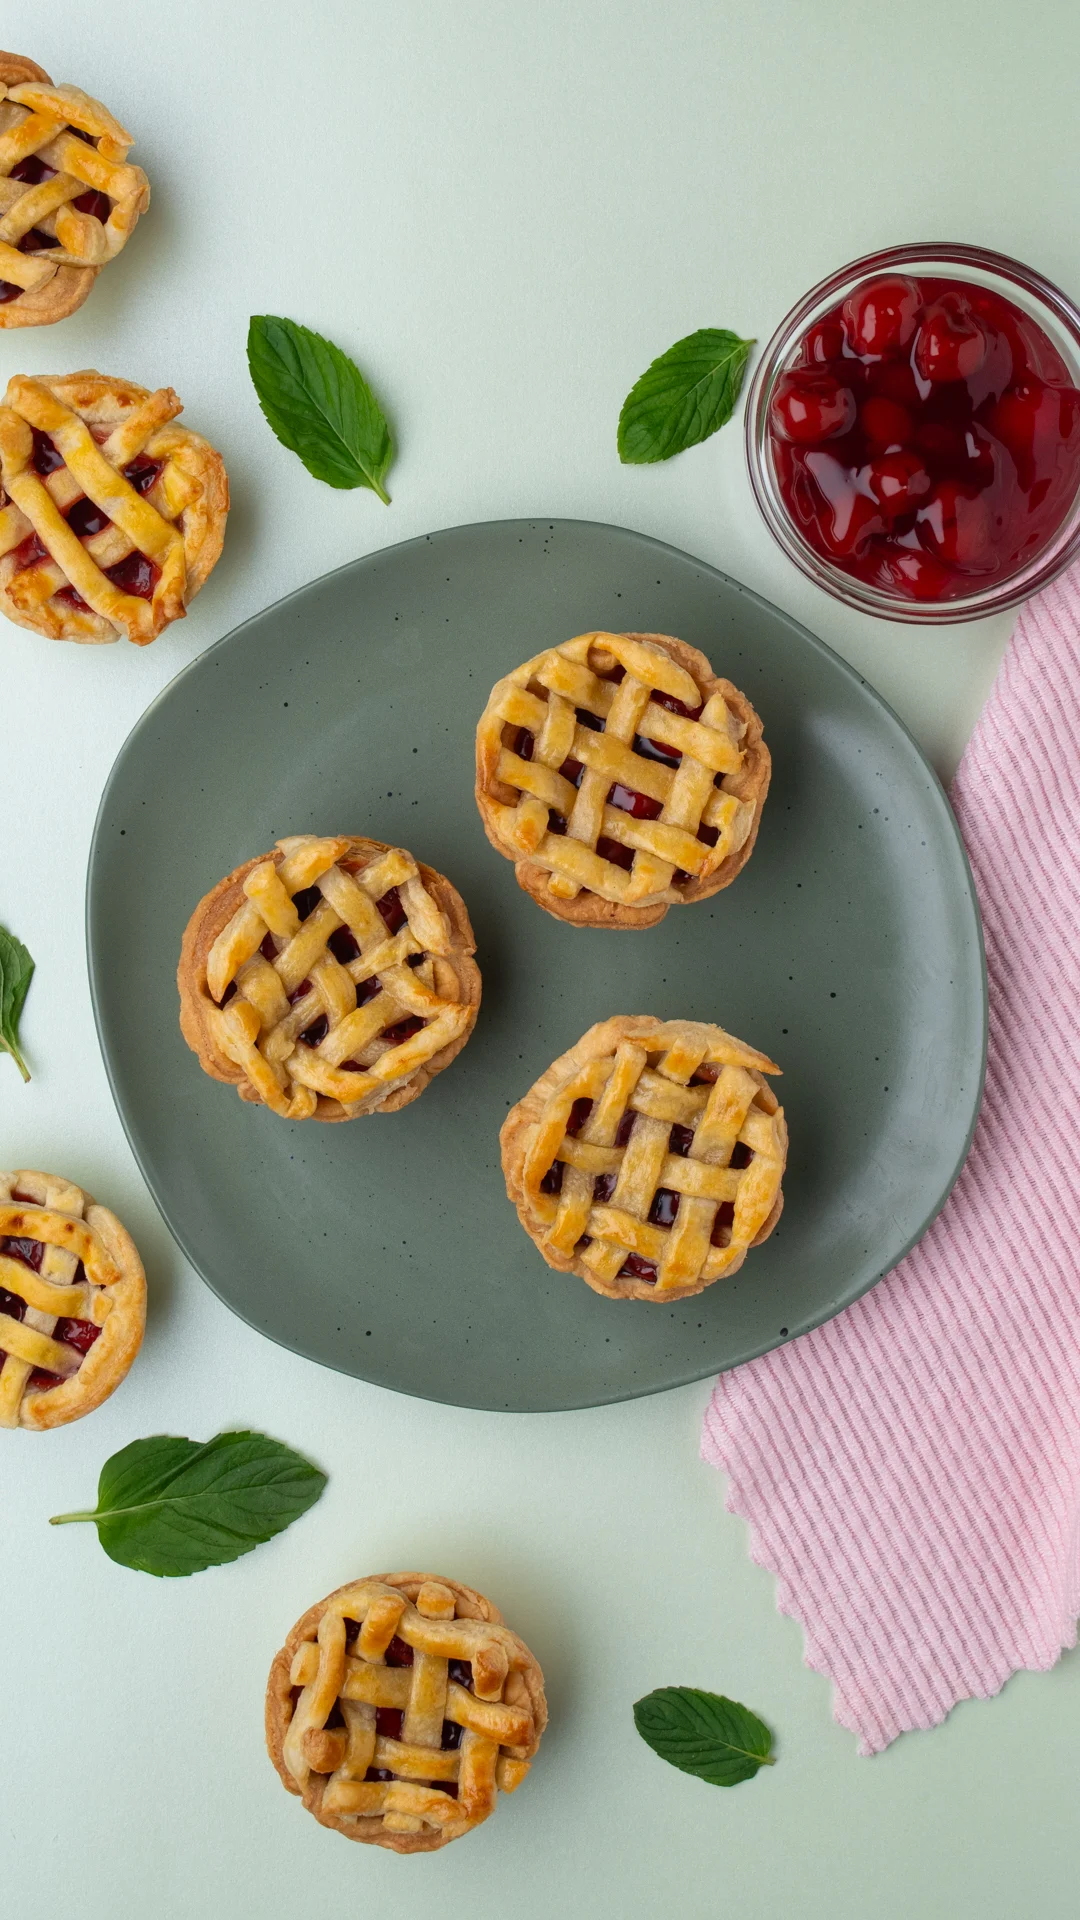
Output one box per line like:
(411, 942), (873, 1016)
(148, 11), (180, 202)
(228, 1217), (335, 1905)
(247, 315), (393, 502)
(618, 328), (755, 465)
(0, 923), (34, 1082)
(50, 1430), (327, 1576)
(633, 1686), (776, 1787)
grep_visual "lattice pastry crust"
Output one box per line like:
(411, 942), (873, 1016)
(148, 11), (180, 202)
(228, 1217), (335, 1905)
(476, 631), (770, 928)
(266, 1573), (547, 1853)
(501, 1017), (786, 1300)
(0, 1169), (145, 1429)
(0, 370), (228, 644)
(179, 835), (482, 1122)
(0, 52), (149, 329)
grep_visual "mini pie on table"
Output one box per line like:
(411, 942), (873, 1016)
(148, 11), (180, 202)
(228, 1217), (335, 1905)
(266, 1572), (547, 1853)
(0, 51), (149, 328)
(0, 1169), (145, 1430)
(178, 834), (481, 1121)
(475, 629), (770, 928)
(0, 370), (228, 644)
(501, 1017), (787, 1301)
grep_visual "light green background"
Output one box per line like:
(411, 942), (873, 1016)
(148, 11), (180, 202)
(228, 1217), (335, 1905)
(3, 2), (1078, 1915)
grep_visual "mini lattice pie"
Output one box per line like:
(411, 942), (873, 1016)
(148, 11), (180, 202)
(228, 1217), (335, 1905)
(501, 1017), (787, 1300)
(0, 52), (149, 328)
(0, 370), (228, 644)
(179, 834), (481, 1122)
(266, 1572), (547, 1853)
(475, 630), (770, 928)
(0, 1169), (146, 1429)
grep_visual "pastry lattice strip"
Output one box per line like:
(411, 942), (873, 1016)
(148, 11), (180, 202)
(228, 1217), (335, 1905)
(481, 631), (757, 905)
(0, 76), (147, 294)
(284, 1579), (534, 1837)
(0, 375), (199, 643)
(523, 1027), (784, 1293)
(0, 1170), (117, 1427)
(206, 835), (473, 1119)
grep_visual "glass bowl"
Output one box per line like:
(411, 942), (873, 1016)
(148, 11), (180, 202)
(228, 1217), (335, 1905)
(745, 242), (1080, 623)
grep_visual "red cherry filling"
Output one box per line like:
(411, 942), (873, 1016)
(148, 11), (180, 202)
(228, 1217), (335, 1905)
(441, 1720), (464, 1750)
(770, 272), (1080, 600)
(376, 1707), (403, 1739)
(618, 1251), (658, 1285)
(770, 369), (857, 443)
(648, 1188), (680, 1228)
(105, 551), (159, 600)
(608, 782), (662, 820)
(669, 1122), (695, 1156)
(730, 1140), (752, 1169)
(513, 727), (534, 759)
(566, 1098), (593, 1136)
(594, 836), (634, 871)
(11, 532), (48, 571)
(1, 1233), (45, 1271)
(862, 450), (931, 515)
(592, 1171), (616, 1204)
(842, 275), (921, 356)
(123, 456), (163, 496)
(381, 1015), (424, 1044)
(32, 429), (65, 475)
(385, 1635), (414, 1666)
(914, 293), (987, 384)
(710, 1201), (736, 1245)
(66, 495), (112, 540)
(328, 926), (361, 964)
(73, 187), (111, 222)
(299, 1014), (329, 1047)
(377, 887), (406, 934)
(448, 1658), (472, 1687)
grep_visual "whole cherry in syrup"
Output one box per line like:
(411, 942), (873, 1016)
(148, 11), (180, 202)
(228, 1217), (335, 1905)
(768, 273), (1080, 601)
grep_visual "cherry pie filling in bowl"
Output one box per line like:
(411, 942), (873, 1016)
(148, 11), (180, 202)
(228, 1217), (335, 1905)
(266, 1575), (546, 1852)
(179, 835), (481, 1122)
(751, 250), (1080, 613)
(501, 1017), (787, 1301)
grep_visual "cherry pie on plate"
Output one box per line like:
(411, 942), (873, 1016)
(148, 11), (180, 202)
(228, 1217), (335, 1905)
(501, 1016), (787, 1300)
(266, 1572), (547, 1852)
(0, 1169), (145, 1429)
(179, 834), (481, 1121)
(0, 52), (149, 328)
(0, 370), (228, 644)
(475, 630), (770, 927)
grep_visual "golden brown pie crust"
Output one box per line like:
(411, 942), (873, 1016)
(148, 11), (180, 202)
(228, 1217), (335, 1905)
(0, 370), (228, 643)
(476, 631), (770, 929)
(501, 1016), (787, 1300)
(265, 1572), (547, 1853)
(178, 836), (482, 1122)
(0, 53), (149, 329)
(0, 1169), (145, 1429)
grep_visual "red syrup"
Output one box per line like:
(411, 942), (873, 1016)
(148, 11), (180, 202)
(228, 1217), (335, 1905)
(768, 274), (1080, 601)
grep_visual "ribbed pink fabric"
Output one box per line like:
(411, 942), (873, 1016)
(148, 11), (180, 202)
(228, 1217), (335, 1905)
(702, 566), (1080, 1753)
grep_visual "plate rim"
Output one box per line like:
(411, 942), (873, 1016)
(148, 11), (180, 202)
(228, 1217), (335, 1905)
(86, 515), (989, 1409)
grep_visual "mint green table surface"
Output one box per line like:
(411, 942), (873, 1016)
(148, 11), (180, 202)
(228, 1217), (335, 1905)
(3, 1), (1078, 1915)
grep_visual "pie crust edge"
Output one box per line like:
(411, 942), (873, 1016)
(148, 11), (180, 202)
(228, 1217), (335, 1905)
(177, 837), (482, 1122)
(0, 1168), (146, 1429)
(499, 1015), (788, 1301)
(475, 631), (771, 930)
(264, 1571), (548, 1854)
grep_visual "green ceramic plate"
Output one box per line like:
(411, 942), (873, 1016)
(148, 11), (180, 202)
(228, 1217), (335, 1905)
(87, 519), (986, 1411)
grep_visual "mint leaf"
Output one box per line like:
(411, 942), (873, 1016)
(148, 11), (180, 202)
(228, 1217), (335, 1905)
(247, 315), (393, 502)
(633, 1687), (776, 1786)
(618, 328), (754, 465)
(50, 1430), (327, 1576)
(0, 924), (34, 1082)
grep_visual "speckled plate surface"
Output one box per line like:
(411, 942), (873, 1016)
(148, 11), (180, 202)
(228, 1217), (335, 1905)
(87, 519), (986, 1411)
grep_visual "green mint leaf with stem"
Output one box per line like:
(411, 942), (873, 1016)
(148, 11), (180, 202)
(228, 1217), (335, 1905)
(247, 315), (393, 502)
(50, 1430), (327, 1577)
(633, 1687), (776, 1787)
(618, 328), (755, 465)
(0, 924), (35, 1082)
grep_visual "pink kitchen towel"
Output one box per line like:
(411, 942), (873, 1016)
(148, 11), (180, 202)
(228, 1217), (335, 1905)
(702, 565), (1080, 1753)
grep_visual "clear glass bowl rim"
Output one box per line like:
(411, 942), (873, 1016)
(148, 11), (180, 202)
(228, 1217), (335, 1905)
(745, 241), (1080, 624)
